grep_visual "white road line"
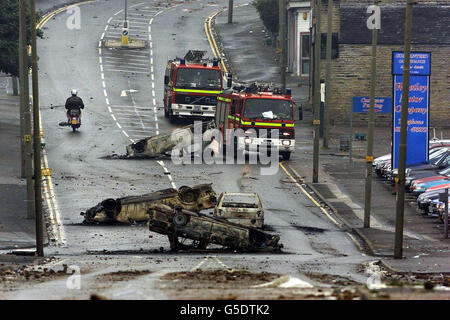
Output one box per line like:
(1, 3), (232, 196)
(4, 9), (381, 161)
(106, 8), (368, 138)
(112, 19), (148, 25)
(102, 56), (149, 62)
(103, 65), (149, 72)
(103, 61), (149, 67)
(104, 69), (149, 74)
(107, 17), (112, 23)
(111, 114), (116, 121)
(102, 52), (149, 58)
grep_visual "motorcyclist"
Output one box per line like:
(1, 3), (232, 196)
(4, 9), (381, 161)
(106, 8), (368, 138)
(65, 89), (84, 123)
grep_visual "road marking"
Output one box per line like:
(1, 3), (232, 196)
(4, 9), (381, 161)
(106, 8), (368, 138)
(103, 62), (149, 69)
(35, 1), (102, 246)
(279, 162), (342, 228)
(103, 69), (149, 74)
(103, 56), (149, 62)
(204, 12), (228, 74)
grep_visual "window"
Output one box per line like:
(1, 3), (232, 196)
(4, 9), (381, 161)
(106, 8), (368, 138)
(320, 33), (339, 59)
(300, 33), (310, 76)
(231, 99), (237, 114)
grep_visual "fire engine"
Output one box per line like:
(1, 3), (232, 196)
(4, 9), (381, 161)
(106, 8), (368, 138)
(215, 84), (295, 160)
(164, 50), (224, 122)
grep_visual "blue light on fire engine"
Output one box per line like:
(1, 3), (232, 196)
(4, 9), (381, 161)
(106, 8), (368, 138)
(286, 88), (292, 96)
(213, 59), (219, 67)
(180, 58), (185, 65)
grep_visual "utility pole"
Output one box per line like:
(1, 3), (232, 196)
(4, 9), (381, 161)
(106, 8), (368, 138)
(394, 0), (413, 259)
(279, 0), (287, 92)
(18, 0), (26, 178)
(312, 0), (321, 183)
(19, 0), (35, 219)
(228, 0), (233, 24)
(363, 2), (379, 229)
(309, 0), (315, 115)
(323, 0), (333, 149)
(124, 0), (128, 21)
(30, 0), (44, 257)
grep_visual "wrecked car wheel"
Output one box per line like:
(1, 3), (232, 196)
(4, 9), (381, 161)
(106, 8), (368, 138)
(173, 212), (189, 227)
(179, 187), (197, 203)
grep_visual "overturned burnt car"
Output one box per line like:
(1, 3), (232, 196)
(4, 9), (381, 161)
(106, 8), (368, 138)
(81, 184), (217, 224)
(148, 203), (282, 252)
(126, 121), (215, 158)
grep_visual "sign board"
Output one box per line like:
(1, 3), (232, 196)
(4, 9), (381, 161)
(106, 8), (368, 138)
(391, 51), (431, 169)
(352, 96), (392, 114)
(392, 51), (431, 76)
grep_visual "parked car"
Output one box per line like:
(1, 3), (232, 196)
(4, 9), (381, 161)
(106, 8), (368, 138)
(214, 192), (264, 228)
(412, 178), (450, 197)
(417, 189), (444, 213)
(405, 148), (450, 177)
(410, 166), (450, 192)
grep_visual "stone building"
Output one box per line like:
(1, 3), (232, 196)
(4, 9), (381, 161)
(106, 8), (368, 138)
(286, 0), (449, 128)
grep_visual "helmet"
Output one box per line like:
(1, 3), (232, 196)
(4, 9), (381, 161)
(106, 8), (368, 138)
(71, 89), (78, 96)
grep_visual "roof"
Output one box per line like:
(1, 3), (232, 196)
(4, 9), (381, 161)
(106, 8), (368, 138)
(221, 91), (292, 100)
(171, 60), (222, 70)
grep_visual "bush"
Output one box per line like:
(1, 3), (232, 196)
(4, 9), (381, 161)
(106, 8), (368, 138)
(252, 0), (279, 34)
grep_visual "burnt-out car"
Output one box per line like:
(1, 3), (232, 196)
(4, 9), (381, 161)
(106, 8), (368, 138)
(214, 192), (264, 228)
(81, 184), (217, 224)
(147, 203), (281, 252)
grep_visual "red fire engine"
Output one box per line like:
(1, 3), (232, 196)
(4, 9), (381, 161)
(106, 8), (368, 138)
(215, 85), (295, 160)
(164, 51), (224, 122)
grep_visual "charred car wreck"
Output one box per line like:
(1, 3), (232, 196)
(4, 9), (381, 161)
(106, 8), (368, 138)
(81, 184), (217, 224)
(148, 203), (281, 252)
(81, 185), (281, 252)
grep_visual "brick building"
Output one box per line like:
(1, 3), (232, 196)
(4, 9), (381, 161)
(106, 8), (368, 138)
(286, 0), (450, 128)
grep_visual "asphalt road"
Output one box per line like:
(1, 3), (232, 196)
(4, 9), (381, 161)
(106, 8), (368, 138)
(1, 0), (372, 299)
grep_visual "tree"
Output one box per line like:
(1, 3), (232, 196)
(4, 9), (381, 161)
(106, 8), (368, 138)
(0, 0), (43, 77)
(252, 0), (279, 34)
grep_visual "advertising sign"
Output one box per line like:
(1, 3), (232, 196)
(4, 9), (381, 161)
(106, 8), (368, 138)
(353, 96), (392, 114)
(391, 51), (431, 169)
(392, 74), (430, 169)
(392, 52), (431, 76)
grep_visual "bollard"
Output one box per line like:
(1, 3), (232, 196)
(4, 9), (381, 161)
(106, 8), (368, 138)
(298, 105), (303, 121)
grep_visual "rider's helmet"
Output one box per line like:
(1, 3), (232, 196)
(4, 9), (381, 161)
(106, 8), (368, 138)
(71, 89), (78, 97)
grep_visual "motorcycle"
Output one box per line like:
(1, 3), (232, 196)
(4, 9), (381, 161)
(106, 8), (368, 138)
(68, 109), (81, 132)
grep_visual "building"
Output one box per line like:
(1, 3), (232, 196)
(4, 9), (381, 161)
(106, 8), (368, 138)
(286, 1), (312, 78)
(286, 0), (450, 128)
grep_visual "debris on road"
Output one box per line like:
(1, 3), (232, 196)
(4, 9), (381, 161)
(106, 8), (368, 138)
(147, 203), (282, 252)
(81, 184), (217, 224)
(125, 121), (215, 158)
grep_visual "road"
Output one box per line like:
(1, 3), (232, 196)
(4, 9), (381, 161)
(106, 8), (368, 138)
(1, 0), (373, 299)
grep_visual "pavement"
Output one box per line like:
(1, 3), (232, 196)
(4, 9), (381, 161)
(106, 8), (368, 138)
(214, 4), (450, 274)
(0, 76), (37, 250)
